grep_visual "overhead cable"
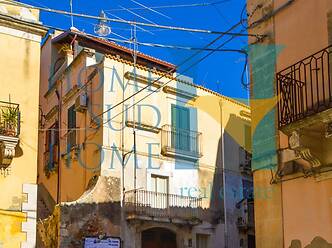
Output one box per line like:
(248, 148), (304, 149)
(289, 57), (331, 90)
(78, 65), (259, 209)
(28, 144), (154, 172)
(0, 0), (265, 38)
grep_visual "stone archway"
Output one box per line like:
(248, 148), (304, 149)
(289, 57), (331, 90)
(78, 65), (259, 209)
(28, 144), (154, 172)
(141, 227), (177, 248)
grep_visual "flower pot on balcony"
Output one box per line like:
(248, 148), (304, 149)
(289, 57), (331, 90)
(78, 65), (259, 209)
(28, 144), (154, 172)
(1, 107), (18, 136)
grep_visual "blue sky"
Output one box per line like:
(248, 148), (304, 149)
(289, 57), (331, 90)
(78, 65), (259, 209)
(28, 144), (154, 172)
(21, 0), (248, 99)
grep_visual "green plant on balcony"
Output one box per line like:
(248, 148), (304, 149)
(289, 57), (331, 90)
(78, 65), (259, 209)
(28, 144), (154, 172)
(1, 107), (18, 136)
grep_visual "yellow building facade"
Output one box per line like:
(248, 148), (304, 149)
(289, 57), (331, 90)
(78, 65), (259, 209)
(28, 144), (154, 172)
(0, 2), (47, 247)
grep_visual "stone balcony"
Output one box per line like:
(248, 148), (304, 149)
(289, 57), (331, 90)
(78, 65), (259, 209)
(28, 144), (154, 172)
(124, 189), (204, 225)
(276, 46), (332, 174)
(161, 125), (202, 161)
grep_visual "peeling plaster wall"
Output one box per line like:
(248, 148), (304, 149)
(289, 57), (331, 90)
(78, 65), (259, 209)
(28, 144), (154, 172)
(38, 176), (121, 248)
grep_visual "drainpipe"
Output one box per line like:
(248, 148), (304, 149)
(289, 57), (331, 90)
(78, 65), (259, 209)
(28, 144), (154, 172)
(219, 99), (227, 248)
(55, 89), (61, 204)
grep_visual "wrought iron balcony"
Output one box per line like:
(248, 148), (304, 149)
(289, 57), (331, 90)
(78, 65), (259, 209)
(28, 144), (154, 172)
(236, 199), (254, 231)
(161, 124), (202, 161)
(44, 144), (58, 173)
(0, 101), (20, 167)
(277, 45), (332, 128)
(66, 129), (77, 149)
(124, 189), (203, 222)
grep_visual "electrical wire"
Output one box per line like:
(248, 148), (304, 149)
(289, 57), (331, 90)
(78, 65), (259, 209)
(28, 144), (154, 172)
(85, 34), (247, 53)
(0, 9), (248, 120)
(104, 0), (231, 12)
(129, 0), (172, 20)
(106, 11), (155, 35)
(0, 0), (264, 38)
(93, 21), (243, 121)
(2, 1), (249, 129)
(119, 5), (157, 25)
(101, 31), (245, 126)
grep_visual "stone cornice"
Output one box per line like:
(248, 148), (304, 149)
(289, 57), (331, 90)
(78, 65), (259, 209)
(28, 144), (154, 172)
(125, 120), (160, 134)
(0, 13), (47, 37)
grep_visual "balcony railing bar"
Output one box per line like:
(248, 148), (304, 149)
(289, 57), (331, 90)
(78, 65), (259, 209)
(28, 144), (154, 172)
(161, 124), (202, 157)
(277, 45), (332, 127)
(124, 189), (203, 220)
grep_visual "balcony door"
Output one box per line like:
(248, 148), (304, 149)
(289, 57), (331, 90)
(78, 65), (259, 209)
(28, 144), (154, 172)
(151, 175), (168, 209)
(171, 104), (190, 152)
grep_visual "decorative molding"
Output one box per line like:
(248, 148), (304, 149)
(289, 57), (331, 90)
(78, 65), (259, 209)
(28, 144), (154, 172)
(124, 72), (198, 100)
(281, 107), (332, 135)
(0, 166), (11, 177)
(240, 110), (251, 119)
(297, 148), (321, 167)
(162, 86), (197, 100)
(0, 11), (47, 40)
(106, 56), (249, 109)
(0, 135), (19, 168)
(161, 147), (202, 162)
(125, 120), (160, 133)
(45, 105), (59, 121)
(62, 85), (79, 104)
(124, 71), (163, 89)
(325, 122), (332, 138)
(289, 131), (321, 168)
(289, 131), (300, 149)
(315, 169), (332, 182)
(43, 81), (57, 98)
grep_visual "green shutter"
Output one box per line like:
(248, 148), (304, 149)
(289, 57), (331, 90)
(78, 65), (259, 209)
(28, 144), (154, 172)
(171, 104), (190, 151)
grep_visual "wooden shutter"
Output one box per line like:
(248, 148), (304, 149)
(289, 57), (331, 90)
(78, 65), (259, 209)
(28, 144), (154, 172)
(171, 104), (190, 151)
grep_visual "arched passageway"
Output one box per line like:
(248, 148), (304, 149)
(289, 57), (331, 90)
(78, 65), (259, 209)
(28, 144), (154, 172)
(141, 227), (177, 248)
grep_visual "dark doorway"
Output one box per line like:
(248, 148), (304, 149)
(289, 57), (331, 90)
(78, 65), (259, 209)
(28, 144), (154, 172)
(142, 227), (177, 248)
(248, 234), (255, 248)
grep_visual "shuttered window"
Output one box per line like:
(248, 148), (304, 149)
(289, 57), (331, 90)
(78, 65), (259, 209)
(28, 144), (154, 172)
(45, 122), (59, 169)
(171, 104), (190, 151)
(67, 105), (76, 148)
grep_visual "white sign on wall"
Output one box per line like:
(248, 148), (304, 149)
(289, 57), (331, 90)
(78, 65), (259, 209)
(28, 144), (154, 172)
(84, 237), (121, 248)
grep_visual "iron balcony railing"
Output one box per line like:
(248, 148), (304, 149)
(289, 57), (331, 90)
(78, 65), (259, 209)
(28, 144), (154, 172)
(161, 124), (202, 159)
(277, 45), (332, 127)
(237, 200), (254, 230)
(44, 144), (59, 170)
(0, 101), (20, 137)
(66, 129), (77, 149)
(239, 148), (252, 175)
(124, 189), (203, 220)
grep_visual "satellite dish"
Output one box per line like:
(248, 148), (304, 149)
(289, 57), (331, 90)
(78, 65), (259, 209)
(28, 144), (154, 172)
(94, 10), (111, 36)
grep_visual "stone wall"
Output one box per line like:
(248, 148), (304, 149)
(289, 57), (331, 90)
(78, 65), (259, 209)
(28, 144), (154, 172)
(59, 202), (121, 248)
(38, 176), (122, 248)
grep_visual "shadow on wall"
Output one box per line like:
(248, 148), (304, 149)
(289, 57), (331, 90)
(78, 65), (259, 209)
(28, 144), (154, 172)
(209, 133), (223, 223)
(209, 113), (250, 223)
(289, 237), (332, 248)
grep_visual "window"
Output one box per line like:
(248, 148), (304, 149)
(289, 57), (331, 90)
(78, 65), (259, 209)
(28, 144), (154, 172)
(196, 234), (209, 248)
(171, 104), (190, 151)
(45, 122), (59, 169)
(67, 105), (76, 149)
(151, 175), (169, 208)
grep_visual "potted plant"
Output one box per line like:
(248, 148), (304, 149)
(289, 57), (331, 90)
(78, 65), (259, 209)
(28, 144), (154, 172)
(2, 107), (18, 136)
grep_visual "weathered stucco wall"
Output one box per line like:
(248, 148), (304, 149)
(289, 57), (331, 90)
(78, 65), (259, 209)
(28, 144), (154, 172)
(248, 0), (332, 247)
(0, 2), (46, 247)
